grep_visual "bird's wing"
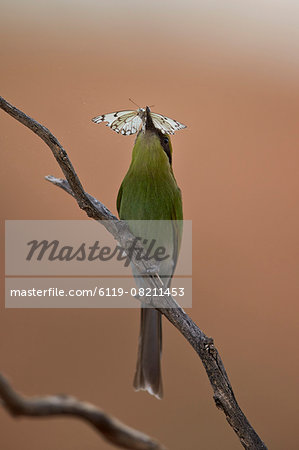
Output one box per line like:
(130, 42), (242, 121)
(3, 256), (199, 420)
(116, 183), (123, 215)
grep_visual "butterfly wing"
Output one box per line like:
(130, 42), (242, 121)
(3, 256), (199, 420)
(120, 114), (143, 135)
(92, 110), (143, 135)
(150, 112), (187, 135)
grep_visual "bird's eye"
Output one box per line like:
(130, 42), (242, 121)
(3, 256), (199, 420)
(163, 137), (169, 144)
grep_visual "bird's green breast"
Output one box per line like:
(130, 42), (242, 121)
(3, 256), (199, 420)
(117, 132), (182, 221)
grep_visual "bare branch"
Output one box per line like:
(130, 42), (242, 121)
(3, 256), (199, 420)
(0, 95), (267, 450)
(0, 373), (163, 450)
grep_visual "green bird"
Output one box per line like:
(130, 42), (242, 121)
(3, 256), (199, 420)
(117, 107), (183, 399)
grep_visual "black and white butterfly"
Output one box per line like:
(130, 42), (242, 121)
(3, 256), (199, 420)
(92, 106), (186, 136)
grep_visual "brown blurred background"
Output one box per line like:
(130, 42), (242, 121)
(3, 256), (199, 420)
(1, 1), (299, 449)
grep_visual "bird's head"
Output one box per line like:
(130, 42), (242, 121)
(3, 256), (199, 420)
(134, 106), (173, 166)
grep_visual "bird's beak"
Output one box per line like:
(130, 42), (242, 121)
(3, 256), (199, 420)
(144, 106), (156, 132)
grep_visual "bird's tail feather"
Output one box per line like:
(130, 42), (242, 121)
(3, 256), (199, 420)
(133, 308), (163, 399)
